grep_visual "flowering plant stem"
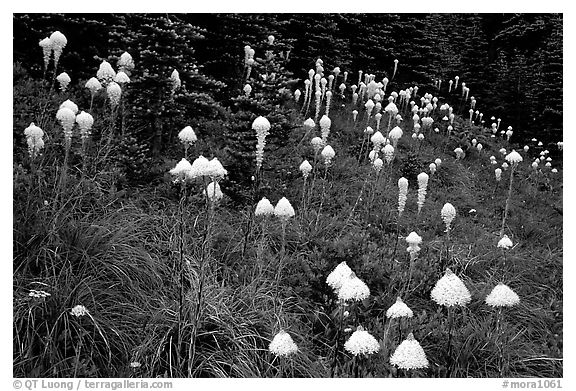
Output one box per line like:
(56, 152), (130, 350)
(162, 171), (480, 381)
(241, 169), (261, 262)
(500, 164), (516, 237)
(176, 180), (187, 361)
(446, 306), (454, 377)
(314, 165), (329, 229)
(329, 302), (345, 377)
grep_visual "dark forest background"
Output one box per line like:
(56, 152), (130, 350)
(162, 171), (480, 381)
(13, 13), (563, 147)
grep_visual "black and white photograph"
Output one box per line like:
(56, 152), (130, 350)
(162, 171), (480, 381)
(11, 8), (566, 387)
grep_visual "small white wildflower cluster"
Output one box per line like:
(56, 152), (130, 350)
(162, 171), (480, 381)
(398, 177), (408, 216)
(107, 82), (122, 108)
(326, 261), (353, 293)
(497, 235), (513, 249)
(338, 272), (370, 302)
(97, 60), (116, 85)
(454, 147), (465, 160)
(405, 231), (422, 259)
(344, 326), (380, 356)
(178, 126), (197, 148)
(494, 168), (502, 182)
(299, 160), (313, 180)
(386, 297), (413, 319)
(56, 103), (77, 148)
(255, 197), (275, 217)
(440, 203), (456, 232)
(485, 283), (520, 307)
(253, 116), (271, 170)
(431, 268), (471, 307)
(39, 31), (67, 68)
(388, 126), (403, 148)
(244, 45), (255, 68)
(56, 72), (71, 92)
(169, 156), (228, 185)
(505, 150), (523, 166)
(383, 144), (394, 164)
(269, 330), (298, 357)
(85, 77), (102, 97)
(117, 52), (135, 75)
(274, 197), (295, 223)
(390, 333), (429, 370)
(24, 123), (45, 159)
(70, 304), (89, 317)
(311, 136), (323, 153)
(320, 115), (331, 143)
(114, 71), (130, 84)
(429, 162), (437, 175)
(417, 172), (429, 214)
(170, 69), (181, 92)
(28, 290), (51, 298)
(75, 111), (94, 147)
(243, 83), (252, 97)
(321, 145), (336, 166)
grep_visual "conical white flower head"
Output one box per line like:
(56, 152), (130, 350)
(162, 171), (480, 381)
(454, 147), (464, 159)
(169, 158), (193, 178)
(390, 333), (429, 369)
(435, 158), (442, 166)
(417, 172), (429, 213)
(243, 83), (252, 96)
(114, 71), (130, 84)
(299, 160), (313, 179)
(75, 111), (94, 139)
(24, 122), (44, 139)
(505, 150), (523, 165)
(178, 126), (197, 145)
(383, 144), (395, 164)
(97, 60), (116, 83)
(441, 203), (456, 231)
(85, 77), (102, 95)
(368, 150), (377, 162)
(170, 69), (181, 90)
(495, 168), (502, 182)
(206, 158), (228, 179)
(364, 126), (374, 135)
(59, 99), (78, 115)
(274, 197), (295, 221)
(338, 272), (370, 302)
(485, 283), (520, 307)
(373, 158), (384, 173)
(189, 155), (210, 179)
(321, 145), (335, 165)
(406, 231), (423, 254)
(56, 107), (76, 138)
(497, 235), (513, 249)
(24, 122), (45, 158)
(50, 31), (67, 64)
(311, 137), (323, 153)
(106, 82), (122, 107)
(371, 131), (386, 148)
(294, 89), (301, 101)
(319, 115), (331, 130)
(344, 326), (380, 356)
(398, 177), (408, 215)
(56, 72), (71, 91)
(431, 268), (471, 307)
(252, 116), (271, 137)
(385, 102), (399, 115)
(326, 261), (353, 292)
(303, 118), (315, 129)
(255, 197), (275, 216)
(117, 52), (134, 73)
(386, 297), (414, 319)
(205, 181), (223, 203)
(39, 37), (53, 68)
(429, 162), (437, 174)
(269, 330), (298, 357)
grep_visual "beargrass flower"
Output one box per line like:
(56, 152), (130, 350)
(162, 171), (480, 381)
(255, 197), (275, 216)
(294, 89), (301, 102)
(85, 77), (102, 96)
(557, 141), (563, 151)
(386, 297), (413, 319)
(373, 158), (384, 173)
(383, 144), (395, 164)
(505, 150), (523, 165)
(495, 168), (502, 182)
(338, 272), (370, 302)
(406, 231), (422, 256)
(59, 99), (78, 114)
(344, 326), (380, 356)
(429, 162), (436, 175)
(501, 162), (509, 170)
(299, 160), (313, 179)
(371, 131), (386, 149)
(321, 145), (335, 165)
(206, 158), (227, 180)
(106, 82), (122, 107)
(97, 60), (116, 83)
(320, 115), (331, 142)
(56, 72), (71, 91)
(417, 172), (429, 213)
(398, 177), (408, 216)
(326, 261), (353, 293)
(50, 31), (67, 65)
(441, 203), (456, 231)
(551, 168), (558, 173)
(274, 197), (295, 221)
(390, 333), (429, 369)
(205, 181), (223, 203)
(352, 110), (358, 122)
(485, 283), (520, 307)
(388, 126), (403, 147)
(24, 122), (45, 158)
(114, 71), (130, 84)
(70, 305), (89, 317)
(188, 155), (210, 179)
(178, 126), (197, 146)
(76, 111), (94, 141)
(56, 107), (76, 145)
(169, 158), (193, 180)
(431, 268), (471, 307)
(39, 37), (53, 68)
(269, 330), (298, 357)
(117, 52), (134, 73)
(477, 143), (483, 152)
(311, 137), (323, 153)
(454, 147), (464, 160)
(497, 235), (513, 249)
(170, 69), (181, 91)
